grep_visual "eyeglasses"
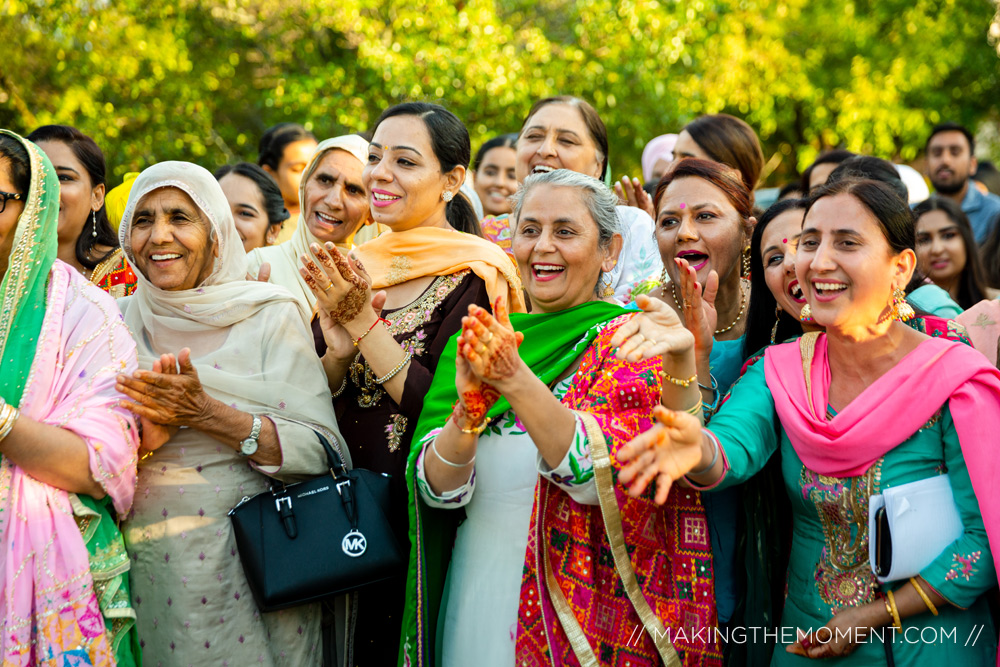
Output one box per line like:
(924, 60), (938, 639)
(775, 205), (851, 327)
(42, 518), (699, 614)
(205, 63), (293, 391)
(0, 190), (23, 214)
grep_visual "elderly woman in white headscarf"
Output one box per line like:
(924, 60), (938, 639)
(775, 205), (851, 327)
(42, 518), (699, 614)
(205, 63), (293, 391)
(114, 161), (348, 666)
(247, 134), (379, 311)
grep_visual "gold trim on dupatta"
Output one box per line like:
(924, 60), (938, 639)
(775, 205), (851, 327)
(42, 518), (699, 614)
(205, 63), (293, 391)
(799, 331), (821, 419)
(0, 140), (46, 363)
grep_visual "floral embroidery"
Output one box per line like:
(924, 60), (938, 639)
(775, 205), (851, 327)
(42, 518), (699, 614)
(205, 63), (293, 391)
(350, 271), (469, 411)
(385, 255), (414, 285)
(385, 413), (408, 453)
(946, 551), (982, 581)
(800, 460), (883, 615)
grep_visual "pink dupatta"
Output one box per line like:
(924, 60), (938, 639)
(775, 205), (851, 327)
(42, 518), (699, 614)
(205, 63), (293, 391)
(0, 263), (139, 664)
(764, 332), (1000, 664)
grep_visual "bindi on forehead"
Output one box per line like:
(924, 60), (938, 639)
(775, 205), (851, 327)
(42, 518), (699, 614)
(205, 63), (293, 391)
(679, 203), (686, 209)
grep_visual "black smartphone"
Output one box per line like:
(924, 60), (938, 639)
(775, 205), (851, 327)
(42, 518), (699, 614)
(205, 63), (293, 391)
(874, 506), (892, 577)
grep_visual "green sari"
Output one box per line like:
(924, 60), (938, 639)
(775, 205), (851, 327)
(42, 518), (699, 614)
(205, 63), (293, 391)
(398, 300), (633, 667)
(0, 131), (139, 665)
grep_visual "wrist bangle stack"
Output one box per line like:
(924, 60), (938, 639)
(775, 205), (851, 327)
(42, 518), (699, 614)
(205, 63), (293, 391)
(451, 412), (489, 435)
(699, 373), (721, 416)
(683, 398), (704, 416)
(374, 351), (412, 384)
(689, 431), (720, 475)
(353, 317), (389, 347)
(659, 370), (697, 388)
(431, 438), (476, 467)
(885, 590), (902, 631)
(0, 400), (20, 444)
(910, 577), (939, 616)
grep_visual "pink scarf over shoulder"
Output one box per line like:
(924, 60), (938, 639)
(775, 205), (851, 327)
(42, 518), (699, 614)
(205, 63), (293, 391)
(0, 262), (139, 664)
(764, 332), (1000, 664)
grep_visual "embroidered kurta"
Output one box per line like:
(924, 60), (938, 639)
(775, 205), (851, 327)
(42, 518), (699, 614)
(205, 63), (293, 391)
(314, 270), (492, 665)
(709, 360), (998, 666)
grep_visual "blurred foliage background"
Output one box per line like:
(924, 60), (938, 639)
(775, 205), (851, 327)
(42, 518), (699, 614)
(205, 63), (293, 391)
(2, 0), (998, 187)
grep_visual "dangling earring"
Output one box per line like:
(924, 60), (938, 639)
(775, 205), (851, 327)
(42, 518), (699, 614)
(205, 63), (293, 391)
(742, 245), (751, 277)
(441, 191), (454, 203)
(891, 288), (915, 322)
(92, 210), (98, 238)
(600, 275), (615, 298)
(659, 267), (669, 287)
(771, 307), (781, 344)
(799, 303), (813, 323)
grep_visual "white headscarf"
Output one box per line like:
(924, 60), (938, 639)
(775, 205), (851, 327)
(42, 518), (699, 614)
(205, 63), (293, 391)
(118, 161), (345, 464)
(247, 134), (371, 311)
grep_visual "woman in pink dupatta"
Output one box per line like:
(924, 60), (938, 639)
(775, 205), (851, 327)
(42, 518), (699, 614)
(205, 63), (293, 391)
(619, 178), (1000, 666)
(0, 131), (139, 665)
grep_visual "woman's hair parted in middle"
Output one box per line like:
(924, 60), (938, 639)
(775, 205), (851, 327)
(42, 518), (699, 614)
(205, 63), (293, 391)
(653, 157), (754, 222)
(214, 162), (291, 228)
(510, 169), (621, 250)
(371, 102), (483, 237)
(914, 195), (990, 309)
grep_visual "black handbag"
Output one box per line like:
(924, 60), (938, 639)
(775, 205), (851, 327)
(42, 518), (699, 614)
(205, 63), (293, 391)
(228, 433), (406, 612)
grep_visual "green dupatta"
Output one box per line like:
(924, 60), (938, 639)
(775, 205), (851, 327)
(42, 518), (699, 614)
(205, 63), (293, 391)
(0, 130), (57, 405)
(399, 300), (634, 666)
(0, 131), (140, 665)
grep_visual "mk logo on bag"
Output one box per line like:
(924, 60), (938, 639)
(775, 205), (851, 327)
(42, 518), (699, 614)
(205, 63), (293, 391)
(342, 530), (367, 557)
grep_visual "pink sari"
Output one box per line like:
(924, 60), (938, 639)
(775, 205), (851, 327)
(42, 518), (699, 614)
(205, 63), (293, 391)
(0, 262), (139, 664)
(764, 332), (1000, 665)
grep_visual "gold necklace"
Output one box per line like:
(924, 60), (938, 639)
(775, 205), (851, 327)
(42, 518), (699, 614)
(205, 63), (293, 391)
(670, 278), (749, 335)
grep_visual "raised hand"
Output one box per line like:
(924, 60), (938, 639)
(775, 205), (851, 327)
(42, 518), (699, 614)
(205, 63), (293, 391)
(676, 257), (719, 357)
(614, 175), (655, 219)
(457, 298), (525, 389)
(452, 346), (502, 431)
(610, 293), (695, 362)
(616, 405), (705, 505)
(247, 262), (271, 283)
(300, 242), (372, 325)
(117, 348), (212, 429)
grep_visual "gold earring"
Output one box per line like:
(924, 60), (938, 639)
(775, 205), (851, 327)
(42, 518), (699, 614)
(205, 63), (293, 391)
(600, 275), (615, 298)
(891, 288), (915, 321)
(799, 303), (813, 323)
(771, 306), (781, 344)
(742, 245), (752, 277)
(659, 267), (669, 286)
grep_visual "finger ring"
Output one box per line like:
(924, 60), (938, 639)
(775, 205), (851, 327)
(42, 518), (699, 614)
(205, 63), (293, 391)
(635, 333), (645, 342)
(322, 283), (334, 292)
(477, 344), (488, 354)
(482, 332), (494, 343)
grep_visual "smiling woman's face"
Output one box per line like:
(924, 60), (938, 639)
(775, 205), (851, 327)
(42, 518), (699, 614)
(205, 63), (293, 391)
(130, 187), (217, 291)
(760, 208), (807, 318)
(515, 104), (603, 183)
(654, 176), (748, 288)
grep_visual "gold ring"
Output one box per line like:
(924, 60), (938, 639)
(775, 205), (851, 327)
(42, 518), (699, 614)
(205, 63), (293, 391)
(476, 344), (488, 354)
(634, 333), (645, 342)
(322, 283), (334, 292)
(482, 332), (494, 343)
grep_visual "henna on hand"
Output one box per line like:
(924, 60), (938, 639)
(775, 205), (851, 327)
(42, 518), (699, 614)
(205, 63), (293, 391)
(463, 304), (521, 382)
(324, 248), (369, 324)
(456, 383), (501, 427)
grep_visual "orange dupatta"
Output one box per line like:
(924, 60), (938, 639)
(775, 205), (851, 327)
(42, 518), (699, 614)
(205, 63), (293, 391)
(353, 226), (526, 313)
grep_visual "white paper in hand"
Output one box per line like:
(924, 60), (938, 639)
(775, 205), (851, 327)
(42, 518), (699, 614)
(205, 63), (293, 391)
(868, 474), (964, 583)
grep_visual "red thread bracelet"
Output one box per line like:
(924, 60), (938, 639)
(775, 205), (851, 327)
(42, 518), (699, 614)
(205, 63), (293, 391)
(353, 317), (389, 347)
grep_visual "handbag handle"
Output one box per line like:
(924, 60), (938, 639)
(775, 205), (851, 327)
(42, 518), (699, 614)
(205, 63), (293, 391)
(316, 431), (349, 477)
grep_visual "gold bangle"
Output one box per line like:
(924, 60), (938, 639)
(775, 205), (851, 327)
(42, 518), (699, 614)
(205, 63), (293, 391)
(0, 403), (19, 443)
(331, 377), (348, 398)
(659, 370), (697, 388)
(454, 413), (490, 435)
(909, 577), (939, 616)
(886, 590), (902, 631)
(139, 450), (155, 462)
(683, 398), (703, 416)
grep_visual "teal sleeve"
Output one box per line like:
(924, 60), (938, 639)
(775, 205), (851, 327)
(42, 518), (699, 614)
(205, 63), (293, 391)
(919, 406), (998, 608)
(705, 360), (781, 490)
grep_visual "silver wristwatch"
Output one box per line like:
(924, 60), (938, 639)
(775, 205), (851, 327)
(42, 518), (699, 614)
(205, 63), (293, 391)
(239, 415), (262, 457)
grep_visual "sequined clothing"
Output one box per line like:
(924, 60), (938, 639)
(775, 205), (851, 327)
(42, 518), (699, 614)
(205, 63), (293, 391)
(91, 247), (138, 298)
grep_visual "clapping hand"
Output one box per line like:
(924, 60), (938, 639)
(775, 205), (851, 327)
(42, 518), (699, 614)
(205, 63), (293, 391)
(457, 298), (525, 390)
(117, 348), (207, 441)
(616, 405), (704, 504)
(675, 257), (719, 358)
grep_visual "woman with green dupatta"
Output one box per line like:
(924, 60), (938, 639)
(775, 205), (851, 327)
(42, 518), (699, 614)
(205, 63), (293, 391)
(401, 169), (723, 666)
(0, 130), (140, 665)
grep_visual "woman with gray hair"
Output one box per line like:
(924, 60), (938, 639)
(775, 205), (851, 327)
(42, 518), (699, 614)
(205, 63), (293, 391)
(401, 169), (722, 666)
